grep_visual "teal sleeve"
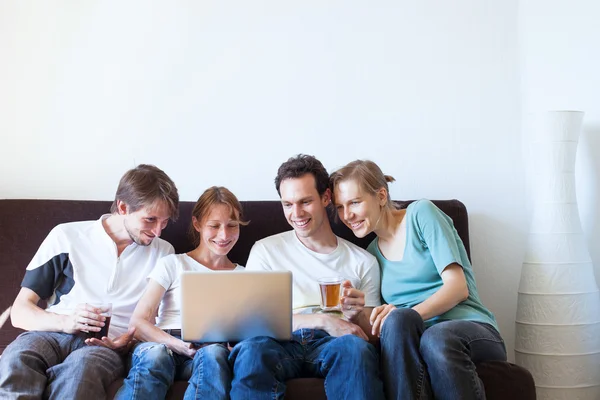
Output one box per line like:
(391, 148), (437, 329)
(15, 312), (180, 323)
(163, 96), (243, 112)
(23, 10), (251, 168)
(413, 200), (463, 275)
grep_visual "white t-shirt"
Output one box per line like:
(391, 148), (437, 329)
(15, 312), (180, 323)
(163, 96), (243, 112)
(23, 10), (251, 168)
(148, 253), (245, 329)
(246, 231), (381, 313)
(22, 215), (174, 338)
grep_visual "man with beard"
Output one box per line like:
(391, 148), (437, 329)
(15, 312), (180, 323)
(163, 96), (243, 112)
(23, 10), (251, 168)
(0, 164), (179, 399)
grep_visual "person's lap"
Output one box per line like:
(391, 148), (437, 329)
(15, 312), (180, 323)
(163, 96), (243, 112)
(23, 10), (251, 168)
(230, 329), (384, 400)
(118, 339), (233, 400)
(0, 331), (123, 400)
(380, 309), (507, 399)
(127, 341), (193, 377)
(231, 329), (335, 379)
(419, 319), (507, 363)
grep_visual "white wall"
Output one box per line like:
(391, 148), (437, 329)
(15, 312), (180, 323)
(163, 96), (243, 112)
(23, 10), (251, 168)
(0, 1), (524, 359)
(519, 0), (600, 292)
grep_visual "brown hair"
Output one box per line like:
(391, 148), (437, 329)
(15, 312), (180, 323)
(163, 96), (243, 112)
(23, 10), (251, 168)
(188, 186), (249, 247)
(329, 160), (396, 211)
(110, 164), (179, 220)
(275, 154), (329, 197)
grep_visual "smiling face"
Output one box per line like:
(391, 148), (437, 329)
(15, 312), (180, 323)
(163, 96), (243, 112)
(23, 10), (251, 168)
(194, 203), (240, 256)
(333, 179), (385, 238)
(279, 174), (331, 240)
(120, 200), (171, 246)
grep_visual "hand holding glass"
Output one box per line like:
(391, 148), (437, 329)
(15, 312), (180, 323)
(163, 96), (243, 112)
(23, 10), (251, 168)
(318, 277), (343, 311)
(86, 302), (112, 339)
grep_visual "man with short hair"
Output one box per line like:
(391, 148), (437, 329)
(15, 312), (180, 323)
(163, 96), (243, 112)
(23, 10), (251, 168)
(0, 164), (179, 399)
(230, 154), (385, 399)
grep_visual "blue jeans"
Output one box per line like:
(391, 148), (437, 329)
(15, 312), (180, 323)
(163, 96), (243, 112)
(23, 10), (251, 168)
(379, 308), (507, 400)
(230, 329), (385, 400)
(0, 331), (124, 400)
(114, 338), (232, 400)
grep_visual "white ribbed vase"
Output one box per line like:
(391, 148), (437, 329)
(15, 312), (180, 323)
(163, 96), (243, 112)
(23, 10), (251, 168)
(516, 111), (600, 400)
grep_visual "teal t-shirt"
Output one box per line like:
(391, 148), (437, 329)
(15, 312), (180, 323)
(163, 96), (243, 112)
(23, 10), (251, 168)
(367, 199), (498, 329)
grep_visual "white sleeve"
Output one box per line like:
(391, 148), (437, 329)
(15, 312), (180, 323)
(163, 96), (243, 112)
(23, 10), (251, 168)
(245, 242), (272, 271)
(147, 255), (176, 290)
(360, 256), (382, 307)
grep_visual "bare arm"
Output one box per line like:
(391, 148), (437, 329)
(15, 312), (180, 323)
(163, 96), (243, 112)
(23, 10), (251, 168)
(339, 281), (378, 342)
(370, 264), (469, 337)
(293, 313), (369, 341)
(292, 313), (323, 331)
(11, 287), (104, 334)
(129, 280), (196, 357)
(349, 307), (377, 343)
(412, 263), (468, 321)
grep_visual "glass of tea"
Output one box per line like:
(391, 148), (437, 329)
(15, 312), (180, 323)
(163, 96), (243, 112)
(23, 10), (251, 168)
(87, 302), (112, 339)
(318, 277), (343, 312)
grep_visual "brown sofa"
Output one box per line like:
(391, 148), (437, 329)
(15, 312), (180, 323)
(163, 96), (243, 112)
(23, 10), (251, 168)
(0, 199), (536, 399)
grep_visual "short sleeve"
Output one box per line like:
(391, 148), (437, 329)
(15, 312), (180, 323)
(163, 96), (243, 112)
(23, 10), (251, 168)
(413, 200), (463, 275)
(148, 255), (177, 290)
(163, 243), (175, 257)
(21, 226), (71, 301)
(360, 256), (382, 307)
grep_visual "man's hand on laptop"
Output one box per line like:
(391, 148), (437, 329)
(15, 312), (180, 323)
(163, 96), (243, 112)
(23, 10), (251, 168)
(322, 315), (368, 341)
(85, 327), (137, 355)
(340, 280), (365, 322)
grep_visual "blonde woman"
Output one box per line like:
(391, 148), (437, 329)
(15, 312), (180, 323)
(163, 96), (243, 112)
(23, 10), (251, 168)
(330, 161), (506, 400)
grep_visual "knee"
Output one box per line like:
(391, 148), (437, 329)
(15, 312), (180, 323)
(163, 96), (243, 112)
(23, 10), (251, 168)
(419, 324), (463, 364)
(2, 332), (46, 362)
(325, 335), (378, 365)
(66, 346), (124, 383)
(74, 346), (123, 368)
(200, 343), (229, 359)
(232, 337), (275, 358)
(381, 308), (423, 337)
(1, 332), (57, 369)
(7, 331), (43, 347)
(1, 335), (29, 363)
(230, 337), (280, 371)
(132, 343), (173, 370)
(0, 344), (24, 370)
(194, 344), (230, 367)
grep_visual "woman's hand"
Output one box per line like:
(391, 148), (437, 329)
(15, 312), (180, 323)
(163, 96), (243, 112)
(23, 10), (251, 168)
(340, 280), (365, 322)
(369, 304), (397, 337)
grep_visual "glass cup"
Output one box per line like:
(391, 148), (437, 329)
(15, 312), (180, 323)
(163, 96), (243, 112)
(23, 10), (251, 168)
(318, 277), (343, 311)
(86, 302), (112, 339)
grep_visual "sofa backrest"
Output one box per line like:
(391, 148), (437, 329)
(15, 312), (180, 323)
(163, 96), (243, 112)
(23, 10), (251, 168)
(0, 199), (468, 353)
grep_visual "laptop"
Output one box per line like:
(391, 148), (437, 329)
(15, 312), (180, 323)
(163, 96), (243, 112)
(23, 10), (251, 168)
(180, 270), (293, 343)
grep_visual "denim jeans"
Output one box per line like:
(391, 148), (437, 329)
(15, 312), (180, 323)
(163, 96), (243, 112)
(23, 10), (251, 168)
(379, 308), (507, 400)
(114, 334), (232, 400)
(0, 331), (124, 400)
(229, 329), (385, 400)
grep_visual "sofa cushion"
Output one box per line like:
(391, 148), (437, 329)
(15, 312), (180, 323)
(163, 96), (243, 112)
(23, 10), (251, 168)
(106, 361), (535, 400)
(106, 377), (326, 399)
(477, 361), (537, 400)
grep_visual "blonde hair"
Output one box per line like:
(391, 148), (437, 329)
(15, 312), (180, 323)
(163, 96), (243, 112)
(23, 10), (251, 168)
(329, 160), (396, 211)
(188, 186), (249, 247)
